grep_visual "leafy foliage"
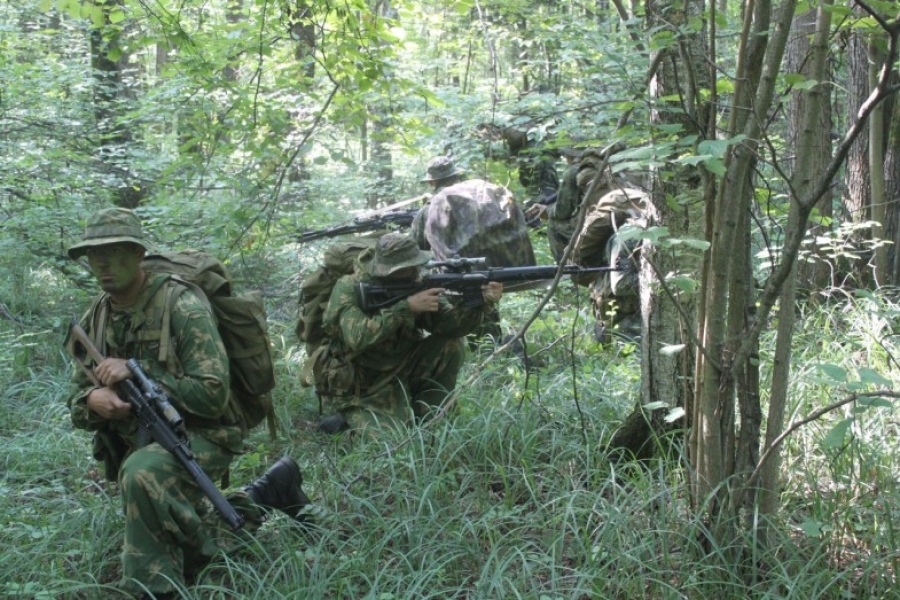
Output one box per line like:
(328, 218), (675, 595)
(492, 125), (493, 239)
(3, 0), (900, 595)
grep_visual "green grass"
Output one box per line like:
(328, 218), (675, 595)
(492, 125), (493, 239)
(3, 270), (900, 599)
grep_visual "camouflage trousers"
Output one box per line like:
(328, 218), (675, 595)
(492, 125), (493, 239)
(330, 334), (466, 432)
(118, 435), (262, 596)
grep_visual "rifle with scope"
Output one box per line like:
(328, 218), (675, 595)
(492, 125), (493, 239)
(64, 320), (245, 531)
(356, 257), (621, 311)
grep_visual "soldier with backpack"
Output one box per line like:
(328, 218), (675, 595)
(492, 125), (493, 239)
(66, 207), (311, 599)
(412, 155), (536, 270)
(410, 156), (534, 343)
(313, 232), (503, 434)
(541, 147), (648, 342)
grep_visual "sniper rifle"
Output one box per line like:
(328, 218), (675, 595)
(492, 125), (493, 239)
(356, 258), (620, 311)
(64, 320), (245, 531)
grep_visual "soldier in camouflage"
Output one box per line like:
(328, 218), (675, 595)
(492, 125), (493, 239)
(412, 156), (536, 269)
(534, 147), (648, 342)
(315, 232), (503, 433)
(409, 156), (534, 343)
(67, 208), (310, 599)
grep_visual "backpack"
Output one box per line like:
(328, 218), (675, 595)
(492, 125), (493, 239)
(570, 187), (648, 287)
(296, 239), (377, 387)
(140, 250), (276, 435)
(412, 179), (536, 268)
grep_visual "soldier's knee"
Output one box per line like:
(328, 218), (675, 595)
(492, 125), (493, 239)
(119, 445), (171, 496)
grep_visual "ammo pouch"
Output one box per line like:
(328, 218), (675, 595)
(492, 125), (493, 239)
(92, 428), (131, 482)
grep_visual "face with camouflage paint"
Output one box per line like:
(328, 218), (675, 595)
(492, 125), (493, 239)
(86, 242), (146, 301)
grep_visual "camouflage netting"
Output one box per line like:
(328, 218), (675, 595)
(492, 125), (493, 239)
(417, 179), (536, 268)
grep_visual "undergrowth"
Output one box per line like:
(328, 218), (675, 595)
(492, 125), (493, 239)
(2, 263), (899, 599)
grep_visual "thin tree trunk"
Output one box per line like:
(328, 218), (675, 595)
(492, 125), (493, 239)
(90, 0), (146, 208)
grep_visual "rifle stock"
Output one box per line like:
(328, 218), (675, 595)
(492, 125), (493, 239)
(65, 320), (245, 531)
(356, 263), (620, 311)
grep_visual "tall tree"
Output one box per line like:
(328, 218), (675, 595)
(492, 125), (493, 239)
(89, 0), (148, 207)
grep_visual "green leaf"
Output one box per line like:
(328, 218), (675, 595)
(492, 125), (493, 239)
(814, 363), (848, 382)
(857, 368), (892, 387)
(716, 79), (734, 94)
(697, 139), (732, 158)
(856, 396), (894, 409)
(643, 401), (669, 411)
(821, 418), (852, 449)
(799, 518), (823, 538)
(664, 406), (685, 423)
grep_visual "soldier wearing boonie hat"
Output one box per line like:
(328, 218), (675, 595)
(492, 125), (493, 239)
(421, 155), (464, 189)
(65, 206), (313, 599)
(67, 207), (152, 259)
(316, 231), (503, 434)
(366, 232), (433, 277)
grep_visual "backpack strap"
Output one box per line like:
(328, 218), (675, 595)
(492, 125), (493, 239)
(157, 280), (184, 367)
(156, 275), (211, 371)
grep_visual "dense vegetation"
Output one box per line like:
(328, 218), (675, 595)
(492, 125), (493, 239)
(3, 0), (900, 597)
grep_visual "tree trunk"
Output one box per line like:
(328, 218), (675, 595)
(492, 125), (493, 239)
(842, 22), (872, 285)
(784, 8), (833, 295)
(90, 0), (147, 208)
(886, 77), (900, 283)
(869, 39), (888, 285)
(760, 2), (833, 539)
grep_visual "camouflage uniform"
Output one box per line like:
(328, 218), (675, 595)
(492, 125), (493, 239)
(412, 157), (535, 342)
(66, 209), (264, 597)
(411, 178), (536, 269)
(547, 150), (648, 340)
(547, 159), (582, 262)
(317, 234), (498, 431)
(69, 274), (263, 595)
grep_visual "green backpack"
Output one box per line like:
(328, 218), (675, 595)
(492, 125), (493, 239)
(296, 238), (377, 387)
(140, 250), (276, 435)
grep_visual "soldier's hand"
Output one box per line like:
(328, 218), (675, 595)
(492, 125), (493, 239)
(525, 203), (548, 221)
(482, 282), (503, 304)
(86, 386), (133, 420)
(93, 357), (133, 387)
(408, 288), (444, 314)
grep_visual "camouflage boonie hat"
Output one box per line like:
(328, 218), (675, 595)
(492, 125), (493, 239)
(422, 156), (463, 182)
(67, 207), (151, 259)
(367, 232), (433, 277)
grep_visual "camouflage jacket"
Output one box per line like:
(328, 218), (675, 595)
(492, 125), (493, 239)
(68, 273), (242, 477)
(548, 163), (581, 237)
(322, 267), (494, 375)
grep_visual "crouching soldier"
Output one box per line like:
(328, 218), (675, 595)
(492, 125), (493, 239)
(66, 207), (312, 599)
(314, 232), (503, 434)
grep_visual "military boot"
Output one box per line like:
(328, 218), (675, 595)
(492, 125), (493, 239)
(244, 456), (311, 522)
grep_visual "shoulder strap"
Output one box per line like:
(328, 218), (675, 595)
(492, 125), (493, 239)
(158, 281), (187, 366)
(87, 292), (110, 356)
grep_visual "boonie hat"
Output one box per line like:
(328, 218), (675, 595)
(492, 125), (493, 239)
(367, 233), (433, 277)
(67, 207), (151, 259)
(421, 156), (464, 183)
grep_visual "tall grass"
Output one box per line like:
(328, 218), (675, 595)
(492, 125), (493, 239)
(3, 263), (900, 598)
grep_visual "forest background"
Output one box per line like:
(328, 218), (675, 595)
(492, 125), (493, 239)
(3, 0), (900, 597)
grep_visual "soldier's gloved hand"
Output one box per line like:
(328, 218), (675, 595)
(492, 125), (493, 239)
(93, 357), (133, 386)
(482, 282), (503, 304)
(86, 386), (133, 420)
(408, 288), (444, 314)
